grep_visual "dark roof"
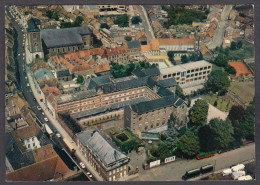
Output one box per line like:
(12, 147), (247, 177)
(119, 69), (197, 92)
(5, 132), (35, 170)
(131, 94), (184, 114)
(127, 41), (141, 49)
(86, 75), (111, 90)
(142, 67), (160, 77)
(132, 68), (146, 77)
(27, 18), (40, 32)
(57, 69), (71, 78)
(157, 78), (177, 88)
(100, 77), (149, 94)
(41, 26), (92, 48)
(56, 89), (97, 104)
(157, 87), (174, 97)
(76, 130), (129, 169)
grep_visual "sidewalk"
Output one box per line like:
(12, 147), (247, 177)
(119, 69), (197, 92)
(26, 59), (104, 181)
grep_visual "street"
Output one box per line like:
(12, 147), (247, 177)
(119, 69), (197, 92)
(136, 5), (155, 42)
(207, 5), (233, 50)
(131, 143), (255, 181)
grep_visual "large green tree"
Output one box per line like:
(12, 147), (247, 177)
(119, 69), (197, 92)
(214, 54), (228, 67)
(164, 114), (179, 149)
(114, 14), (129, 27)
(177, 129), (200, 157)
(76, 75), (84, 84)
(198, 125), (216, 152)
(205, 70), (230, 94)
(210, 118), (234, 149)
(228, 105), (245, 140)
(240, 101), (255, 141)
(167, 51), (175, 62)
(176, 85), (186, 100)
(181, 55), (189, 63)
(189, 99), (209, 126)
(131, 16), (142, 24)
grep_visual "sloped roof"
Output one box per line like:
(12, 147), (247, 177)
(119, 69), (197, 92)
(157, 78), (177, 88)
(158, 37), (195, 45)
(93, 63), (110, 74)
(86, 75), (111, 89)
(131, 94), (183, 114)
(34, 68), (55, 82)
(127, 41), (141, 49)
(77, 130), (129, 168)
(27, 18), (40, 32)
(41, 26), (92, 48)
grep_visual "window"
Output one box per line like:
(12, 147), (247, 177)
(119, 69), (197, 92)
(33, 143), (35, 147)
(28, 144), (30, 148)
(32, 137), (34, 141)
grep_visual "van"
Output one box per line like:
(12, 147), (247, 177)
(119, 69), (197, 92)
(231, 164), (245, 172)
(222, 169), (232, 176)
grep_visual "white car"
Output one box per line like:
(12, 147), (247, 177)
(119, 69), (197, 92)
(42, 112), (45, 115)
(79, 162), (86, 169)
(86, 172), (90, 175)
(37, 106), (41, 110)
(44, 117), (49, 122)
(56, 133), (61, 138)
(27, 83), (30, 87)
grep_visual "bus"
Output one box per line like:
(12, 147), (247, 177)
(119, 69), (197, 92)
(196, 151), (216, 160)
(43, 124), (54, 137)
(63, 137), (76, 154)
(201, 164), (214, 174)
(182, 168), (201, 180)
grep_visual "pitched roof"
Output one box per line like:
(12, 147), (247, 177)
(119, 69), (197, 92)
(33, 68), (55, 82)
(131, 94), (183, 114)
(41, 26), (92, 48)
(76, 130), (129, 168)
(127, 41), (141, 49)
(158, 37), (195, 45)
(27, 18), (40, 32)
(93, 63), (110, 74)
(157, 78), (177, 88)
(57, 69), (71, 78)
(86, 75), (111, 89)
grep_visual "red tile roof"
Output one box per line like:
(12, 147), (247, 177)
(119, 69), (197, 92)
(158, 37), (195, 45)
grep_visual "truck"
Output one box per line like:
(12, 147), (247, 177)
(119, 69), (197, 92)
(231, 164), (245, 172)
(238, 175), (253, 181)
(222, 168), (232, 176)
(63, 137), (76, 154)
(182, 168), (201, 180)
(231, 171), (246, 180)
(43, 124), (54, 137)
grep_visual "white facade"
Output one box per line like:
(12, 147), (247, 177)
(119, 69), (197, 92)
(160, 60), (212, 88)
(159, 44), (194, 52)
(22, 136), (41, 150)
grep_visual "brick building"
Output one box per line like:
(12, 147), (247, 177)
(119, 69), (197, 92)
(76, 129), (130, 181)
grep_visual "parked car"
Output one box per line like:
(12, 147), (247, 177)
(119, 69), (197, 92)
(79, 162), (86, 169)
(56, 133), (61, 138)
(27, 83), (30, 87)
(44, 117), (48, 122)
(42, 112), (45, 115)
(37, 106), (41, 110)
(52, 127), (57, 133)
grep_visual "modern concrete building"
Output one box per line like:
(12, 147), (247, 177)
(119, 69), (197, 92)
(159, 60), (212, 88)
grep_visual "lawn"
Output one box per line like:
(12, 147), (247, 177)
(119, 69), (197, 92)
(203, 95), (232, 112)
(227, 40), (254, 60)
(212, 63), (224, 72)
(229, 81), (255, 104)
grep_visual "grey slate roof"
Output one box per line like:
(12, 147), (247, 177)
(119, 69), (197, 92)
(127, 41), (141, 49)
(86, 75), (111, 90)
(56, 89), (97, 104)
(27, 18), (40, 32)
(132, 67), (160, 78)
(41, 26), (92, 48)
(157, 78), (177, 88)
(131, 94), (184, 114)
(5, 132), (35, 170)
(76, 130), (129, 168)
(33, 68), (55, 82)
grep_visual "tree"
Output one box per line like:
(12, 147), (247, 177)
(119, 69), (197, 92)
(92, 34), (103, 48)
(100, 23), (110, 29)
(230, 41), (237, 50)
(73, 16), (84, 27)
(167, 51), (175, 62)
(181, 55), (189, 63)
(176, 85), (185, 100)
(225, 64), (236, 75)
(177, 129), (200, 157)
(76, 75), (84, 84)
(189, 99), (209, 126)
(114, 14), (129, 27)
(237, 41), (243, 49)
(214, 54), (228, 67)
(165, 114), (179, 149)
(124, 36), (132, 41)
(228, 105), (245, 140)
(131, 16), (142, 24)
(240, 101), (255, 141)
(199, 125), (216, 152)
(206, 70), (230, 94)
(210, 118), (234, 149)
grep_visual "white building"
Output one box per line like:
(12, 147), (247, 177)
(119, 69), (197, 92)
(159, 60), (212, 88)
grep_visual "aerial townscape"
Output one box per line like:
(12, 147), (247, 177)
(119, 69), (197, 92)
(5, 4), (255, 181)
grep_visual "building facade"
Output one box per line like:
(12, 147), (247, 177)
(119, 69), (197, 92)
(159, 60), (212, 88)
(76, 130), (130, 181)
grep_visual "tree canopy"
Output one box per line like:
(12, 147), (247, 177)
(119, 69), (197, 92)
(189, 99), (209, 126)
(124, 36), (132, 41)
(60, 16), (84, 28)
(181, 55), (189, 63)
(205, 70), (230, 94)
(114, 14), (129, 27)
(228, 105), (245, 140)
(164, 114), (179, 149)
(210, 118), (234, 149)
(198, 125), (216, 152)
(76, 75), (84, 84)
(131, 16), (142, 24)
(46, 10), (59, 21)
(176, 85), (186, 100)
(177, 129), (200, 157)
(167, 51), (175, 62)
(240, 101), (255, 141)
(100, 23), (110, 29)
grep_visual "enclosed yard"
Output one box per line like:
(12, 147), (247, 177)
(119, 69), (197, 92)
(229, 81), (255, 104)
(203, 95), (232, 112)
(227, 40), (254, 60)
